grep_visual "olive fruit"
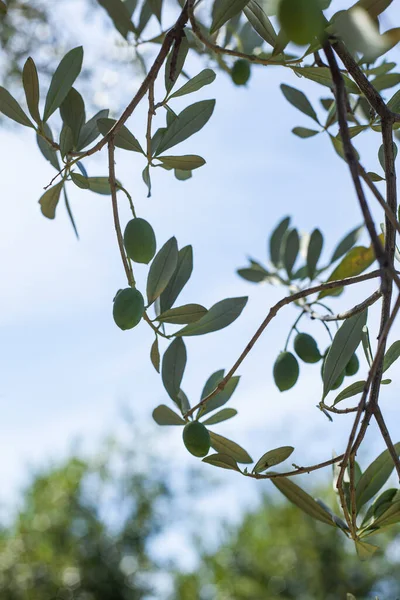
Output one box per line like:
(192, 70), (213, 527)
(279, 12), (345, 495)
(231, 59), (251, 86)
(345, 353), (360, 376)
(123, 218), (156, 264)
(278, 0), (325, 46)
(294, 333), (321, 363)
(183, 421), (210, 457)
(273, 351), (299, 391)
(113, 287), (144, 330)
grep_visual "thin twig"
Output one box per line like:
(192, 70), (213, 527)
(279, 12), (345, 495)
(245, 454), (344, 479)
(374, 406), (400, 482)
(108, 139), (135, 287)
(146, 83), (155, 163)
(305, 290), (382, 322)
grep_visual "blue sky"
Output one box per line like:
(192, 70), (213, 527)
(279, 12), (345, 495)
(0, 0), (400, 570)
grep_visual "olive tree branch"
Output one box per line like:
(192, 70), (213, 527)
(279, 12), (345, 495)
(184, 270), (383, 419)
(304, 289), (382, 322)
(244, 454), (344, 480)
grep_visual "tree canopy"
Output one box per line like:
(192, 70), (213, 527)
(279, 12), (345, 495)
(1, 0), (400, 565)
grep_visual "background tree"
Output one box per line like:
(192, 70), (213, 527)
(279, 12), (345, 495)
(173, 491), (400, 599)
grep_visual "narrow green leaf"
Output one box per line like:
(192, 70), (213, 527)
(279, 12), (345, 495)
(43, 47), (84, 121)
(0, 86), (34, 128)
(307, 228), (323, 279)
(71, 172), (90, 189)
(202, 453), (240, 471)
(60, 87), (85, 146)
(281, 84), (318, 122)
(39, 182), (64, 219)
(372, 73), (400, 91)
(355, 540), (379, 560)
(293, 67), (360, 95)
(202, 408), (238, 425)
(150, 337), (160, 373)
(356, 442), (400, 512)
(292, 127), (319, 138)
(149, 0), (163, 23)
(270, 216), (290, 266)
(88, 177), (114, 194)
(243, 0), (277, 46)
(388, 89), (400, 112)
(373, 500), (400, 527)
(333, 380), (366, 405)
(323, 310), (367, 398)
(382, 340), (400, 373)
(63, 185), (79, 239)
(361, 325), (373, 367)
(283, 228), (299, 276)
(142, 165), (152, 198)
(210, 0), (251, 34)
(36, 124), (60, 170)
(353, 0), (393, 19)
(209, 431), (252, 464)
(152, 404), (185, 425)
(161, 337), (187, 403)
(160, 245), (193, 312)
(170, 69), (216, 99)
(253, 446), (294, 473)
(147, 237), (179, 305)
(378, 141), (398, 171)
(157, 155), (205, 170)
(175, 297), (248, 337)
(165, 34), (189, 93)
(77, 109), (109, 150)
(59, 124), (74, 158)
(272, 477), (335, 526)
(199, 376), (240, 418)
(96, 0), (136, 38)
(157, 304), (207, 324)
(237, 267), (269, 282)
(201, 370), (225, 402)
(22, 57), (41, 125)
(97, 117), (144, 153)
(330, 225), (364, 263)
(367, 171), (385, 182)
(156, 100), (215, 155)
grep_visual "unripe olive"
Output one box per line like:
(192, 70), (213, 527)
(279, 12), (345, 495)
(294, 333), (321, 363)
(183, 421), (210, 457)
(345, 353), (360, 376)
(231, 60), (251, 86)
(113, 287), (144, 330)
(278, 0), (325, 46)
(273, 351), (299, 391)
(123, 218), (156, 264)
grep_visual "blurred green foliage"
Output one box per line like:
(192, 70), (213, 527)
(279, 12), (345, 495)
(173, 492), (400, 600)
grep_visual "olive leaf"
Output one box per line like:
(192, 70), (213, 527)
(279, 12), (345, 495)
(161, 337), (187, 404)
(39, 182), (64, 219)
(159, 245), (193, 312)
(272, 477), (335, 526)
(43, 47), (84, 121)
(209, 431), (252, 463)
(356, 442), (400, 513)
(22, 57), (41, 125)
(253, 446), (294, 473)
(170, 69), (216, 99)
(147, 237), (179, 305)
(0, 86), (34, 128)
(152, 404), (185, 425)
(174, 297), (248, 337)
(202, 453), (241, 471)
(156, 100), (215, 155)
(323, 310), (367, 399)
